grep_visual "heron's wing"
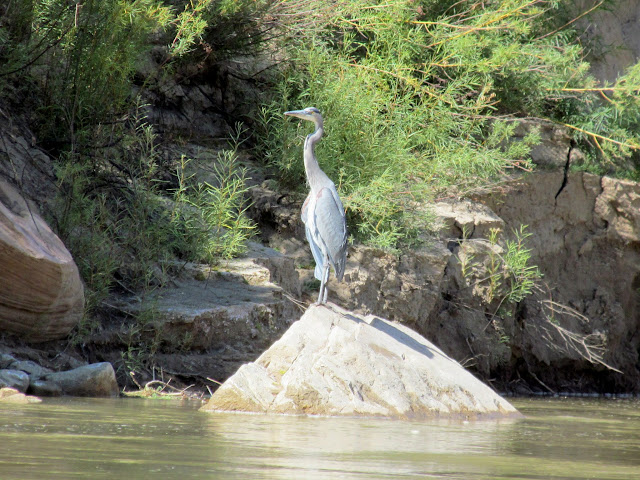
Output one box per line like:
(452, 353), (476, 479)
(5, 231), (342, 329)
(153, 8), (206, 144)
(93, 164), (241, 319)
(313, 185), (348, 280)
(302, 192), (325, 280)
(305, 224), (325, 281)
(301, 193), (311, 225)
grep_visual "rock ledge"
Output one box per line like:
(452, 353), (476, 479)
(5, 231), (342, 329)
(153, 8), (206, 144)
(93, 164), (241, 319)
(201, 305), (519, 419)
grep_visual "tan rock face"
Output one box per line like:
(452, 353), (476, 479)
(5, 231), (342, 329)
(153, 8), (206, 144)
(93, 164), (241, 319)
(334, 244), (451, 332)
(595, 177), (640, 243)
(573, 0), (640, 84)
(0, 180), (84, 341)
(0, 387), (41, 404)
(201, 305), (519, 419)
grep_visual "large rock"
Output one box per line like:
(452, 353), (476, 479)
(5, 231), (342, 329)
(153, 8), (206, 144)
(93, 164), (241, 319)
(0, 179), (84, 341)
(39, 362), (119, 397)
(98, 242), (300, 388)
(201, 305), (519, 419)
(0, 369), (30, 393)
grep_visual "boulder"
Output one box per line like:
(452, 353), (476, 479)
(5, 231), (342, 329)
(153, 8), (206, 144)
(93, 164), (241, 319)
(41, 362), (119, 397)
(0, 179), (84, 341)
(0, 353), (16, 369)
(0, 369), (30, 392)
(201, 305), (519, 419)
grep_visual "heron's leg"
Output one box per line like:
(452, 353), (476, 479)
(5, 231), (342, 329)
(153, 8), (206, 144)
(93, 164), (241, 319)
(322, 262), (331, 304)
(317, 253), (330, 304)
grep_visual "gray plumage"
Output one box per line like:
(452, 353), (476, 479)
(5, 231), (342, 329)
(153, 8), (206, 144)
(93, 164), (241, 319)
(284, 107), (348, 304)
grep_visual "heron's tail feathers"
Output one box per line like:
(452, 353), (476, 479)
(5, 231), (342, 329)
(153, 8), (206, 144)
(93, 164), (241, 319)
(314, 263), (323, 281)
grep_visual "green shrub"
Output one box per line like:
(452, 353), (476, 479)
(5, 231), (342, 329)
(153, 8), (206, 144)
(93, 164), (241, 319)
(173, 149), (256, 263)
(254, 0), (640, 247)
(1, 1), (258, 322)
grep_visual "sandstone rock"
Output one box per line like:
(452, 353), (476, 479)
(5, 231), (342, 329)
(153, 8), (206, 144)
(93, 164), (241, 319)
(42, 363), (119, 397)
(0, 369), (30, 392)
(114, 272), (297, 354)
(201, 305), (519, 419)
(595, 176), (640, 243)
(0, 179), (84, 341)
(432, 200), (504, 239)
(508, 119), (572, 169)
(111, 242), (300, 353)
(0, 387), (41, 404)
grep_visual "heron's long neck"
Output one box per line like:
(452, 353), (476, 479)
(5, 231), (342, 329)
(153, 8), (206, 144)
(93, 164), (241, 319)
(303, 125), (329, 191)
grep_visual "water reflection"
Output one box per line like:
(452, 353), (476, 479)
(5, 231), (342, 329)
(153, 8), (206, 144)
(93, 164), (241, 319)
(204, 413), (520, 479)
(0, 397), (638, 479)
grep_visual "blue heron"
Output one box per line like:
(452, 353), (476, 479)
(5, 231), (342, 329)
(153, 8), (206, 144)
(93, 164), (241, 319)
(284, 107), (348, 304)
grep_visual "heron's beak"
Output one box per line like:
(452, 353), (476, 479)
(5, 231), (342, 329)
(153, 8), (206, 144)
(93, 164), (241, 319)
(284, 110), (311, 121)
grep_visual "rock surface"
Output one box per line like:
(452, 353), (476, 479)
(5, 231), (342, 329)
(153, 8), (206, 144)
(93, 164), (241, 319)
(0, 369), (30, 392)
(334, 244), (451, 333)
(0, 352), (119, 397)
(573, 0), (640, 83)
(0, 179), (84, 341)
(201, 304), (519, 419)
(94, 241), (301, 388)
(40, 363), (119, 397)
(0, 387), (41, 404)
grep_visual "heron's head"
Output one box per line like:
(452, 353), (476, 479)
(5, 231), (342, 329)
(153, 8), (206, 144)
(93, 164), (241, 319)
(284, 107), (323, 129)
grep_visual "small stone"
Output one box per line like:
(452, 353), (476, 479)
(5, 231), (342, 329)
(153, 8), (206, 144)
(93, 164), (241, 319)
(0, 353), (16, 369)
(0, 387), (41, 404)
(0, 369), (30, 392)
(42, 362), (119, 397)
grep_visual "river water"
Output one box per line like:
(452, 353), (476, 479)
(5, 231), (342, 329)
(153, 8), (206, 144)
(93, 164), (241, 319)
(0, 396), (638, 479)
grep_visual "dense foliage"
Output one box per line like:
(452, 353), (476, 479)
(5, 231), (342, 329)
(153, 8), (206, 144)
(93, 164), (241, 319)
(255, 0), (640, 247)
(0, 0), (256, 313)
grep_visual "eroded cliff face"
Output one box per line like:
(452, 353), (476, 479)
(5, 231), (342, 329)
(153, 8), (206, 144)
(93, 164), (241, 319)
(459, 171), (639, 392)
(298, 168), (639, 394)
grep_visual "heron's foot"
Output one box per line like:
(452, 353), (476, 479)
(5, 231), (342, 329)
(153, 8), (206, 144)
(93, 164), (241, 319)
(311, 297), (328, 306)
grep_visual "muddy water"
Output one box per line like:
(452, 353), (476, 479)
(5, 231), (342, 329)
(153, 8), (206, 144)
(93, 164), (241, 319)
(0, 396), (638, 479)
